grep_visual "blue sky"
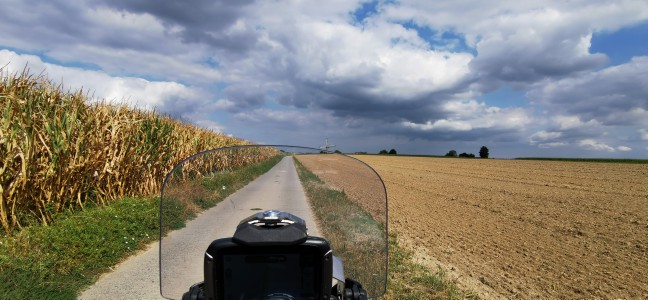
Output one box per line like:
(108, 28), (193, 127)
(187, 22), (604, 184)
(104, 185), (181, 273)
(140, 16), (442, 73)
(1, 0), (647, 158)
(591, 21), (648, 65)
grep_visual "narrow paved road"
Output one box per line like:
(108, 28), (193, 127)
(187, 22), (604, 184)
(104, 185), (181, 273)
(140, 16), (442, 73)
(79, 156), (321, 299)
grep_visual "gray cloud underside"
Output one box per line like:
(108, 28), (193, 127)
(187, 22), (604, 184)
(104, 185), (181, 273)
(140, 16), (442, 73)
(530, 57), (648, 126)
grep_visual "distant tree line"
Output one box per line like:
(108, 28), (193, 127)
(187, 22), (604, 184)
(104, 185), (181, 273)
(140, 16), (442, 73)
(379, 149), (397, 155)
(445, 146), (489, 158)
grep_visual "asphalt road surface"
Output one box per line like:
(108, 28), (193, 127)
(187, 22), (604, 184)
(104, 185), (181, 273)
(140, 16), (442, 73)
(79, 156), (321, 299)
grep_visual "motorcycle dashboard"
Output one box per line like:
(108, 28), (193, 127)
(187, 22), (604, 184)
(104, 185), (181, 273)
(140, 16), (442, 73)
(205, 237), (332, 300)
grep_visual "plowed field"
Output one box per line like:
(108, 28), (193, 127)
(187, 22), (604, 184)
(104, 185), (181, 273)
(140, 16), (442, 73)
(355, 156), (647, 299)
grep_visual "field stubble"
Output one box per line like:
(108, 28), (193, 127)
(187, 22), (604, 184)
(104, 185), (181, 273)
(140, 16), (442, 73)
(356, 156), (647, 299)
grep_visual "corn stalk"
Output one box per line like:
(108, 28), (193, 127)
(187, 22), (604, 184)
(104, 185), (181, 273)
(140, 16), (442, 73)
(0, 69), (272, 234)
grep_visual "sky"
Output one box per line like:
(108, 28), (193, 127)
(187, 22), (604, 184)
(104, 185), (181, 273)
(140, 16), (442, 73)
(1, 0), (647, 158)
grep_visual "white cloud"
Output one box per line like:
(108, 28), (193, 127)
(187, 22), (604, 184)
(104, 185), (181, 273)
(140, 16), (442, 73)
(578, 139), (615, 152)
(0, 49), (206, 112)
(538, 142), (568, 149)
(521, 57), (648, 153)
(640, 129), (648, 140)
(403, 100), (532, 132)
(616, 146), (632, 152)
(530, 57), (648, 126)
(193, 119), (224, 133)
(552, 115), (601, 131)
(86, 6), (165, 33)
(212, 99), (237, 110)
(383, 1), (648, 47)
(0, 1), (222, 84)
(530, 130), (562, 143)
(402, 119), (472, 132)
(530, 131), (569, 148)
(50, 44), (222, 85)
(380, 0), (648, 88)
(279, 20), (473, 101)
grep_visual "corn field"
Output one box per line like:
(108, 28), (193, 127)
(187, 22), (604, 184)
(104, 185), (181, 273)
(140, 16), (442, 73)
(0, 69), (268, 234)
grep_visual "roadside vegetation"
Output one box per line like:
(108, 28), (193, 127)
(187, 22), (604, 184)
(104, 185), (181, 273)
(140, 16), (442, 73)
(0, 69), (251, 234)
(294, 157), (386, 295)
(0, 197), (159, 299)
(386, 233), (475, 300)
(0, 155), (283, 299)
(294, 157), (472, 299)
(0, 68), (285, 298)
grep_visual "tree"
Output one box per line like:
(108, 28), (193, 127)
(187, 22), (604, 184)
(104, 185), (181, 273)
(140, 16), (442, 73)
(459, 152), (475, 158)
(479, 146), (489, 159)
(445, 150), (458, 157)
(389, 149), (397, 155)
(379, 149), (388, 154)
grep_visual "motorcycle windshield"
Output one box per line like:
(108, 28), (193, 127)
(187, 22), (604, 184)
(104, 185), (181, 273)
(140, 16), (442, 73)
(160, 145), (388, 299)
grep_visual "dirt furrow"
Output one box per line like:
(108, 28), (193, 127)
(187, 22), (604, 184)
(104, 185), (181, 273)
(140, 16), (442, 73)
(356, 156), (647, 299)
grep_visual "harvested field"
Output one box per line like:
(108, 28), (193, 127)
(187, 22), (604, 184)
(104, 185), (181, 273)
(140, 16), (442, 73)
(354, 156), (647, 299)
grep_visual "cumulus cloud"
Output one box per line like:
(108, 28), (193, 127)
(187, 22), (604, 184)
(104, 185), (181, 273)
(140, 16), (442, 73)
(400, 100), (533, 141)
(529, 57), (648, 126)
(551, 115), (601, 131)
(192, 119), (225, 133)
(0, 50), (213, 120)
(218, 15), (474, 114)
(529, 130), (571, 148)
(288, 21), (473, 100)
(467, 13), (606, 87)
(538, 142), (569, 149)
(523, 57), (648, 153)
(94, 0), (259, 53)
(578, 139), (615, 152)
(0, 0), (222, 83)
(381, 0), (648, 88)
(640, 129), (648, 141)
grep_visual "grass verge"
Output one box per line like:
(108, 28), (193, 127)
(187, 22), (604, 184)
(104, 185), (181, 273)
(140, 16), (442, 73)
(386, 233), (476, 299)
(293, 157), (472, 299)
(294, 157), (386, 295)
(0, 197), (159, 299)
(0, 155), (283, 299)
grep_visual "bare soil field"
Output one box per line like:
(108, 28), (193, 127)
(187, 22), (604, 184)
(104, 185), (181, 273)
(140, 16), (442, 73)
(354, 156), (647, 299)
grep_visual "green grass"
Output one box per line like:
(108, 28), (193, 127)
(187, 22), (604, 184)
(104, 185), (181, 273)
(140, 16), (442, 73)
(386, 233), (475, 300)
(0, 197), (160, 299)
(0, 155), (283, 299)
(293, 157), (472, 299)
(515, 157), (648, 164)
